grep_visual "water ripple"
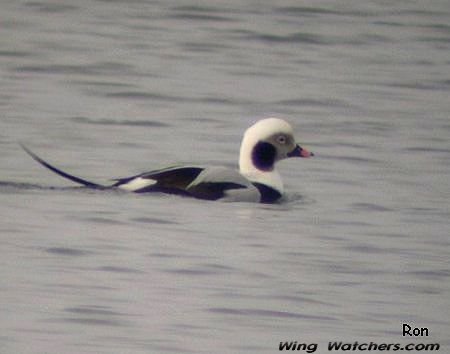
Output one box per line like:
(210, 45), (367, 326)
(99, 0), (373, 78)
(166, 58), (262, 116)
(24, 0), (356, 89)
(71, 116), (171, 128)
(25, 2), (78, 13)
(165, 263), (235, 276)
(276, 98), (353, 108)
(244, 31), (328, 45)
(131, 217), (178, 225)
(169, 5), (238, 22)
(408, 269), (450, 281)
(208, 307), (336, 321)
(275, 6), (341, 17)
(350, 202), (393, 212)
(15, 62), (134, 76)
(96, 266), (145, 274)
(0, 50), (32, 58)
(45, 247), (92, 257)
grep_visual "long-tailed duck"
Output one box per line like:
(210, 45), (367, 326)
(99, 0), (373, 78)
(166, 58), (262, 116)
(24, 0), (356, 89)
(22, 118), (313, 203)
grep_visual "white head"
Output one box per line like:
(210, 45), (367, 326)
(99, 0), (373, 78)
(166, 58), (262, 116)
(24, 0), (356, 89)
(239, 118), (313, 192)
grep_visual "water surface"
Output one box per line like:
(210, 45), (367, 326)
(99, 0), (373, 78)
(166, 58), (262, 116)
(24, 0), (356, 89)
(1, 1), (449, 353)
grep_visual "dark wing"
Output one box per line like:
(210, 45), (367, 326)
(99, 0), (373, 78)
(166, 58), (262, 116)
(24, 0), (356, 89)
(113, 166), (204, 194)
(251, 182), (282, 203)
(114, 166), (251, 200)
(185, 166), (255, 201)
(186, 182), (247, 201)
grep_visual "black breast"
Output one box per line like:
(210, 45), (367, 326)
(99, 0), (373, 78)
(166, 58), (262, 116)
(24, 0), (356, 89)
(252, 182), (282, 203)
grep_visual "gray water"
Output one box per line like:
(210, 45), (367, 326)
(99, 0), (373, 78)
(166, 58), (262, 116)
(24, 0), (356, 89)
(1, 1), (450, 353)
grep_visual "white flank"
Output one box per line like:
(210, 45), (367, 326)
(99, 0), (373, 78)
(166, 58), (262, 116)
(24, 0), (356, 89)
(118, 177), (156, 191)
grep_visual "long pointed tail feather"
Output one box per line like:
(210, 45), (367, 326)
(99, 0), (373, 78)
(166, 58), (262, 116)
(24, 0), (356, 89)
(21, 144), (106, 189)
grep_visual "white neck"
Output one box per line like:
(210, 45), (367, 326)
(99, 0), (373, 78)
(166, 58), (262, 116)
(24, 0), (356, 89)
(240, 165), (284, 193)
(239, 131), (284, 193)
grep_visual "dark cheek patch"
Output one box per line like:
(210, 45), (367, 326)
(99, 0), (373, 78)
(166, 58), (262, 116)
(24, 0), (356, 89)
(251, 141), (276, 171)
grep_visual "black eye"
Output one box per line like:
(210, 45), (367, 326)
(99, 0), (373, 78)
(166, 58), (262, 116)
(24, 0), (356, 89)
(277, 135), (287, 144)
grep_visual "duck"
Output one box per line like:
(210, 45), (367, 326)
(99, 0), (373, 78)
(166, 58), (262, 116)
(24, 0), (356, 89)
(22, 117), (313, 203)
